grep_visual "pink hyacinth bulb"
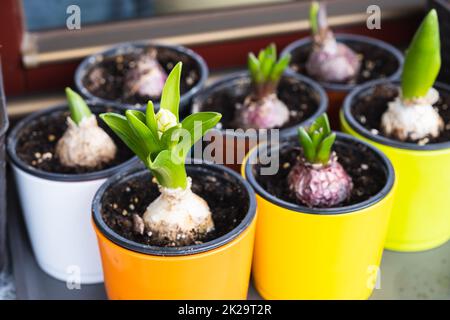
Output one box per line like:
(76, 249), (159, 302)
(306, 2), (360, 83)
(288, 153), (353, 208)
(237, 94), (289, 129)
(124, 52), (167, 97)
(306, 37), (360, 83)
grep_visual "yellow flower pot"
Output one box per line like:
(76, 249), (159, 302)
(341, 80), (450, 252)
(243, 133), (395, 299)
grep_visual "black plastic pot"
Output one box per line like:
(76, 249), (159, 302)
(7, 103), (138, 283)
(75, 42), (208, 116)
(281, 34), (403, 128)
(0, 67), (9, 271)
(429, 0), (450, 83)
(192, 71), (327, 171)
(92, 162), (257, 299)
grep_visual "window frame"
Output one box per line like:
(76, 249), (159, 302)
(0, 0), (424, 97)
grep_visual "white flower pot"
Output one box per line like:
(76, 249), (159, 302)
(7, 105), (138, 284)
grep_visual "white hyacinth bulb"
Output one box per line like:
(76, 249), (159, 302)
(381, 88), (443, 141)
(143, 177), (214, 244)
(56, 115), (117, 168)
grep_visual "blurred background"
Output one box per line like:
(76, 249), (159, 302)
(1, 0), (424, 118)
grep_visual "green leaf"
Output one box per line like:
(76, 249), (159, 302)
(258, 49), (266, 63)
(316, 133), (336, 164)
(298, 127), (315, 163)
(401, 9), (441, 100)
(160, 61), (182, 121)
(145, 100), (159, 139)
(125, 110), (161, 156)
(100, 113), (147, 161)
(266, 43), (276, 61)
(310, 1), (320, 35)
(160, 123), (182, 150)
(147, 150), (187, 189)
(310, 113), (331, 136)
(248, 53), (261, 83)
(181, 112), (221, 148)
(310, 129), (324, 153)
(65, 87), (92, 125)
(261, 52), (275, 81)
(181, 112), (222, 156)
(270, 54), (290, 82)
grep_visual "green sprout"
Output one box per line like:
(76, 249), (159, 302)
(248, 43), (291, 97)
(309, 1), (320, 35)
(100, 62), (221, 189)
(401, 9), (441, 100)
(297, 114), (336, 165)
(65, 87), (93, 124)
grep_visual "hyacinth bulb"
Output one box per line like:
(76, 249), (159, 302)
(381, 10), (443, 142)
(237, 94), (289, 129)
(124, 51), (167, 97)
(235, 43), (291, 129)
(56, 88), (117, 168)
(142, 178), (214, 245)
(288, 153), (353, 208)
(306, 2), (360, 82)
(287, 114), (353, 208)
(56, 116), (117, 168)
(381, 88), (443, 141)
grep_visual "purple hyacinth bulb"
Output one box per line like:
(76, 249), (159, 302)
(306, 36), (360, 83)
(237, 94), (289, 129)
(288, 152), (353, 208)
(306, 2), (360, 83)
(124, 53), (167, 97)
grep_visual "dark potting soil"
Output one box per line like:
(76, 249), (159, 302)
(82, 47), (201, 105)
(15, 108), (134, 174)
(197, 77), (320, 130)
(253, 141), (387, 208)
(289, 40), (400, 85)
(351, 83), (450, 145)
(100, 170), (249, 247)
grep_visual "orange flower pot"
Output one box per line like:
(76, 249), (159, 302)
(92, 163), (257, 300)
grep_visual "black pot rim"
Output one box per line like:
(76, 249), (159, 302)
(92, 162), (257, 256)
(245, 132), (395, 215)
(7, 104), (139, 182)
(74, 41), (209, 110)
(192, 70), (328, 138)
(0, 72), (9, 138)
(343, 79), (450, 151)
(434, 0), (450, 8)
(281, 33), (404, 92)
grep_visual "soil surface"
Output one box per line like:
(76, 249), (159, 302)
(196, 76), (320, 130)
(253, 139), (387, 208)
(289, 40), (400, 85)
(351, 83), (450, 145)
(15, 107), (134, 174)
(100, 169), (249, 247)
(82, 47), (201, 105)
